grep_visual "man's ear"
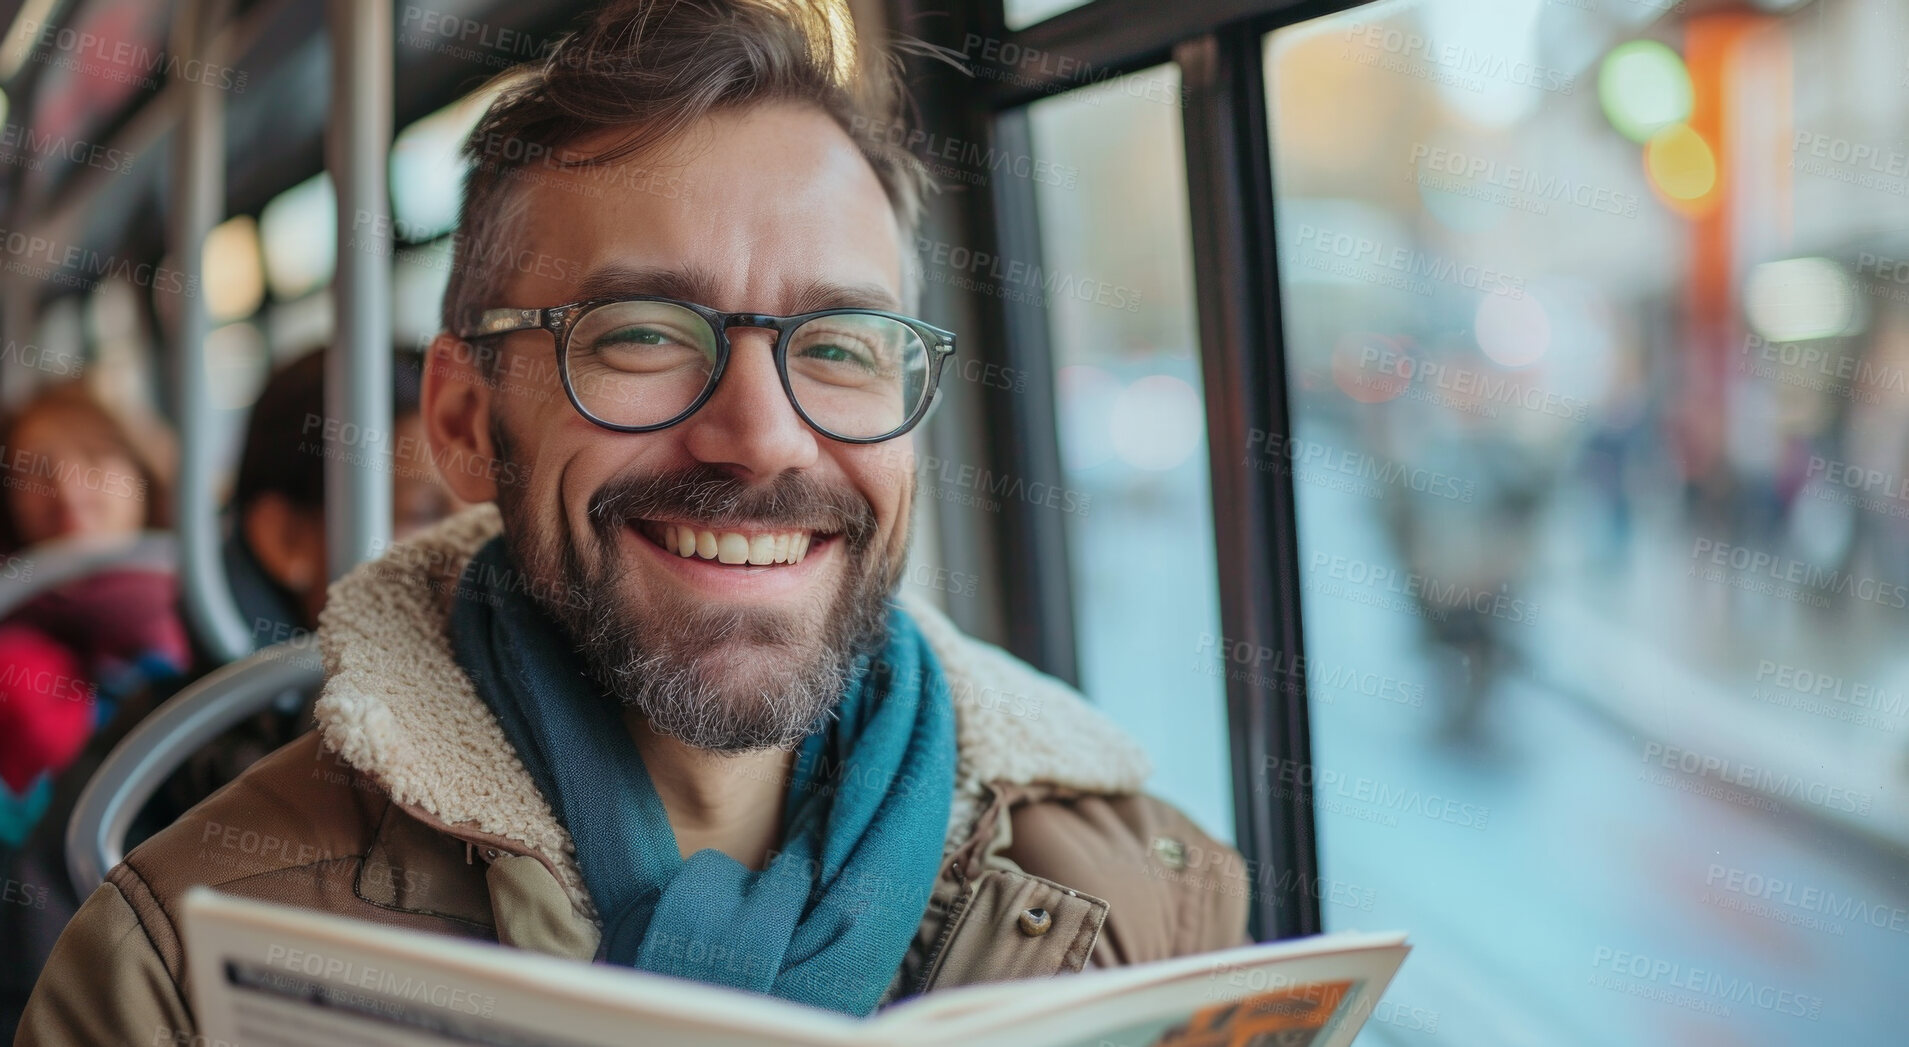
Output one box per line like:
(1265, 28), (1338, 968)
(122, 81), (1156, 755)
(423, 332), (502, 505)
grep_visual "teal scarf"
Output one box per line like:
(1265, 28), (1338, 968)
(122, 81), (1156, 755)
(447, 538), (954, 1015)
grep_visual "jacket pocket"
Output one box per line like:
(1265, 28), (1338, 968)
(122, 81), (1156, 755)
(915, 868), (1107, 992)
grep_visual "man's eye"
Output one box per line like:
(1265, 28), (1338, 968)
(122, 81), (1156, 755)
(801, 342), (867, 365)
(600, 326), (676, 347)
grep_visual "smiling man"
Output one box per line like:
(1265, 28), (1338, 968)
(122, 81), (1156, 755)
(18, 2), (1246, 1041)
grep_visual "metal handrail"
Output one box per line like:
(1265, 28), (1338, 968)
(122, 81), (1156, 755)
(64, 641), (323, 897)
(325, 0), (393, 581)
(170, 0), (253, 663)
(0, 532), (176, 620)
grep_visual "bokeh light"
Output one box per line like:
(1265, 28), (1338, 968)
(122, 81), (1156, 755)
(1644, 122), (1717, 206)
(1743, 257), (1861, 344)
(1599, 40), (1694, 144)
(389, 94), (490, 244)
(1475, 291), (1552, 368)
(259, 173), (336, 301)
(205, 215), (265, 323)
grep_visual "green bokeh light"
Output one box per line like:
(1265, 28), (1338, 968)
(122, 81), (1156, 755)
(1599, 40), (1693, 144)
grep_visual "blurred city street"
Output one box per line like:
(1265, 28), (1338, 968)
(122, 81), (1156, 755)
(1296, 419), (1909, 1047)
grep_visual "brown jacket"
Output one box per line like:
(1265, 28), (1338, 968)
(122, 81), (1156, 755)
(17, 507), (1247, 1045)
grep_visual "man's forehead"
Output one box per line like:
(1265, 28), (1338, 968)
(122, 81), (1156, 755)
(571, 262), (903, 314)
(504, 106), (906, 311)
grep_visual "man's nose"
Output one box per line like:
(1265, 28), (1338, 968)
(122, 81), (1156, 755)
(678, 328), (819, 479)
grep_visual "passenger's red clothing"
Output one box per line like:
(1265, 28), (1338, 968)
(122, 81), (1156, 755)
(0, 625), (90, 793)
(0, 561), (189, 793)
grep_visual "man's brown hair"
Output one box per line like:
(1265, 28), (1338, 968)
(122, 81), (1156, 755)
(440, 0), (929, 346)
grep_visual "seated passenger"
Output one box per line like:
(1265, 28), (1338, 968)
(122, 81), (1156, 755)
(0, 349), (459, 1045)
(175, 347), (457, 796)
(0, 383), (182, 852)
(19, 3), (1247, 1042)
(224, 348), (456, 647)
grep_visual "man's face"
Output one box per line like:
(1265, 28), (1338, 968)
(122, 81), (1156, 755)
(434, 102), (917, 752)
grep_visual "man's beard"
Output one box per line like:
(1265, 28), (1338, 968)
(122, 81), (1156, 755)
(493, 435), (905, 753)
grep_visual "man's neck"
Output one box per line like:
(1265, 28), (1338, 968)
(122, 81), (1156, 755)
(622, 710), (795, 870)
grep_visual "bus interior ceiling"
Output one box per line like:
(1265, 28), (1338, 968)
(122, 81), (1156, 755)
(0, 0), (579, 376)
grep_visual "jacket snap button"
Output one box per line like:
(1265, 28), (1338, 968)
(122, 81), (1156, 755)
(1151, 836), (1187, 870)
(1018, 907), (1052, 937)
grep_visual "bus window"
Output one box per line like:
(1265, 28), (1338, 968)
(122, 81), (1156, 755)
(1005, 0), (1095, 30)
(1268, 2), (1908, 1043)
(1024, 65), (1235, 842)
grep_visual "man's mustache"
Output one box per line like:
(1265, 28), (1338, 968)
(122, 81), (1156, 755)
(584, 465), (880, 552)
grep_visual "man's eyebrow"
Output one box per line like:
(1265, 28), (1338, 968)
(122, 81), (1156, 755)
(785, 280), (903, 315)
(573, 264), (722, 304)
(571, 265), (902, 314)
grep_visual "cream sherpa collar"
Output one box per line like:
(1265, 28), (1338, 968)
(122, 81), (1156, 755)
(313, 504), (1151, 919)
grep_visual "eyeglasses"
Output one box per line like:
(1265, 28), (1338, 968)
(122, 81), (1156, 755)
(455, 296), (957, 444)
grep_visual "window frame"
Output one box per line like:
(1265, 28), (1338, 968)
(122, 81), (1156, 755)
(893, 0), (1376, 940)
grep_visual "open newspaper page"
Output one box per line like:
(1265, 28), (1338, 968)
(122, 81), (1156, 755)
(182, 888), (1408, 1047)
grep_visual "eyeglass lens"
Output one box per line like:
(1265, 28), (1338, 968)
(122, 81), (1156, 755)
(563, 301), (931, 439)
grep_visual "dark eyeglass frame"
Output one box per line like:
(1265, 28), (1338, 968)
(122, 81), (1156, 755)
(454, 295), (958, 444)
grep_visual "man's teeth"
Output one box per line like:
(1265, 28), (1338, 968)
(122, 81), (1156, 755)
(660, 524), (812, 565)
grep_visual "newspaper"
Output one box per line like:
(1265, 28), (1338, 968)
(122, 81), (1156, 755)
(181, 888), (1409, 1047)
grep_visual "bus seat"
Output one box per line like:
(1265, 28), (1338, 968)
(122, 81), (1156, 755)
(63, 641), (322, 897)
(0, 532), (176, 621)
